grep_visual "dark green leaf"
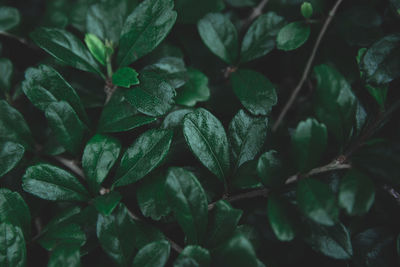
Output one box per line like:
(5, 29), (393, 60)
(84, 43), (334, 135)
(276, 21), (310, 51)
(225, 0), (255, 7)
(30, 28), (103, 77)
(267, 194), (296, 241)
(175, 68), (210, 107)
(175, 0), (224, 23)
(231, 69), (277, 116)
(132, 240), (170, 267)
(39, 223), (86, 251)
(173, 257), (199, 267)
(338, 170), (375, 216)
(45, 101), (88, 155)
(124, 71), (176, 117)
(301, 2), (313, 19)
(229, 109), (268, 169)
(296, 178), (339, 226)
(165, 167), (208, 244)
(0, 222), (26, 267)
(114, 129), (173, 187)
(112, 67), (139, 88)
(22, 163), (90, 201)
(162, 109), (193, 130)
(177, 245), (210, 267)
(82, 134), (121, 192)
(144, 57), (188, 89)
(232, 160), (263, 190)
(257, 150), (283, 187)
(93, 191), (122, 216)
(0, 58), (13, 92)
(117, 0), (177, 66)
(182, 108), (230, 181)
(84, 33), (106, 65)
(132, 220), (165, 250)
(48, 243), (81, 267)
(241, 12), (285, 63)
(0, 7), (20, 31)
(0, 141), (24, 178)
(197, 13), (239, 64)
(205, 200), (242, 248)
(291, 118), (327, 172)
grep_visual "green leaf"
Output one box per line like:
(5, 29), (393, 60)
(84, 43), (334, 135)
(0, 7), (20, 31)
(132, 221), (165, 250)
(84, 33), (107, 65)
(39, 223), (86, 251)
(301, 2), (313, 19)
(313, 64), (357, 144)
(338, 170), (375, 216)
(112, 67), (139, 88)
(230, 69), (277, 116)
(175, 0), (225, 23)
(0, 58), (13, 92)
(22, 163), (90, 202)
(205, 200), (242, 248)
(241, 12), (285, 63)
(93, 191), (122, 216)
(297, 178), (339, 226)
(365, 84), (387, 110)
(96, 204), (137, 266)
(291, 118), (327, 172)
(175, 68), (210, 107)
(276, 21), (310, 51)
(117, 0), (177, 66)
(225, 0), (255, 7)
(232, 160), (263, 190)
(0, 141), (24, 178)
(45, 101), (88, 155)
(360, 34), (400, 85)
(0, 189), (31, 239)
(304, 222), (353, 259)
(48, 243), (81, 267)
(176, 246), (210, 267)
(182, 108), (230, 181)
(124, 71), (176, 117)
(0, 100), (34, 150)
(114, 129), (173, 187)
(0, 223), (26, 267)
(30, 27), (103, 77)
(132, 240), (170, 267)
(197, 13), (239, 64)
(257, 150), (283, 187)
(162, 109), (193, 130)
(144, 56), (188, 89)
(165, 167), (208, 244)
(82, 134), (121, 192)
(229, 109), (268, 170)
(137, 172), (171, 220)
(22, 64), (88, 123)
(267, 194), (296, 241)
(98, 89), (157, 133)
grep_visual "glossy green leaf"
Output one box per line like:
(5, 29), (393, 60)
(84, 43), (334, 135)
(124, 71), (176, 117)
(38, 223), (86, 251)
(132, 240), (170, 267)
(98, 89), (157, 133)
(257, 150), (283, 187)
(0, 189), (30, 239)
(48, 243), (81, 267)
(175, 68), (210, 107)
(112, 67), (139, 88)
(338, 170), (375, 216)
(268, 194), (296, 241)
(173, 257), (199, 267)
(182, 108), (230, 181)
(84, 33), (106, 65)
(22, 64), (88, 123)
(144, 56), (188, 89)
(197, 13), (239, 64)
(93, 191), (122, 216)
(30, 28), (103, 77)
(0, 58), (13, 92)
(137, 172), (171, 220)
(114, 129), (173, 187)
(165, 167), (208, 244)
(205, 200), (242, 248)
(132, 220), (165, 250)
(0, 141), (24, 178)
(301, 2), (313, 19)
(231, 69), (277, 116)
(232, 160), (263, 190)
(177, 245), (210, 267)
(0, 7), (20, 31)
(22, 164), (90, 202)
(292, 118), (327, 172)
(297, 178), (339, 226)
(276, 21), (310, 51)
(0, 222), (26, 267)
(45, 101), (88, 155)
(0, 100), (34, 150)
(229, 109), (268, 169)
(313, 64), (357, 144)
(162, 109), (193, 130)
(241, 12), (285, 63)
(117, 0), (177, 66)
(96, 204), (136, 266)
(82, 134), (121, 192)
(175, 0), (224, 23)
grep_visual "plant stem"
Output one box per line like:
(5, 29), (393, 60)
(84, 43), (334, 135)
(242, 0), (270, 29)
(53, 156), (85, 178)
(272, 0), (345, 132)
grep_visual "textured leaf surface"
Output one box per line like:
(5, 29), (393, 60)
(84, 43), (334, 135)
(112, 67), (139, 88)
(175, 68), (210, 107)
(276, 21), (310, 51)
(0, 222), (26, 267)
(132, 240), (170, 267)
(0, 141), (24, 178)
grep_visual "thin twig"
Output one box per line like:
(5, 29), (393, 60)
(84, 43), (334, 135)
(0, 31), (38, 50)
(53, 156), (85, 178)
(272, 0), (345, 132)
(242, 0), (270, 29)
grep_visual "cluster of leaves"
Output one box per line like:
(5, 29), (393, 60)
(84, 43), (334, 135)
(1, 0), (400, 266)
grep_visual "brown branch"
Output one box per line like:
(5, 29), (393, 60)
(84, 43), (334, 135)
(272, 0), (345, 132)
(242, 0), (270, 29)
(53, 156), (85, 178)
